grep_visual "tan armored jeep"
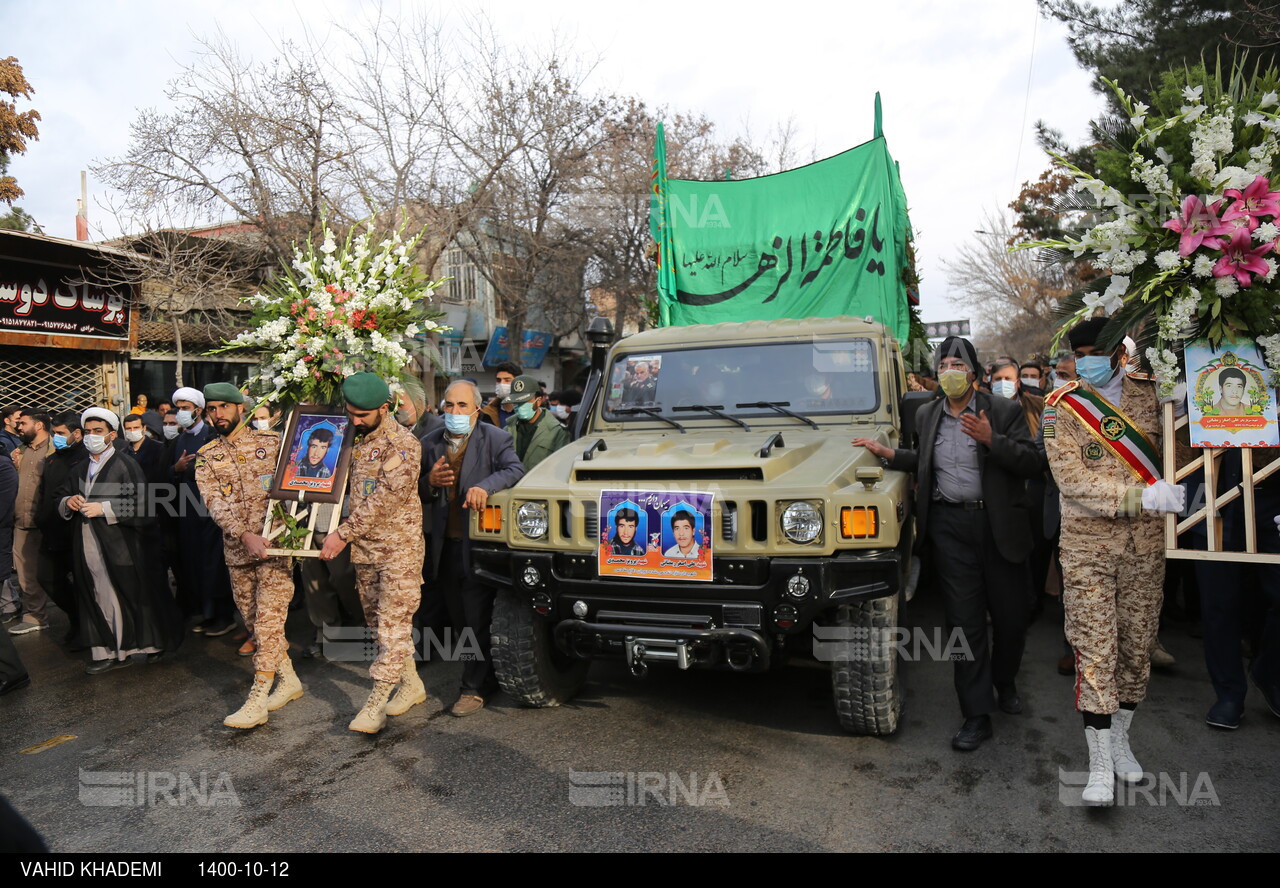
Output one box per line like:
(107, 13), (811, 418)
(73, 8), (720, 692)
(470, 315), (916, 735)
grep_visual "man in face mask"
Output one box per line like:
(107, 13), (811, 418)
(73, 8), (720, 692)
(503, 375), (568, 472)
(854, 336), (1043, 752)
(34, 414), (87, 646)
(423, 379), (525, 718)
(58, 408), (181, 673)
(320, 373), (426, 734)
(9, 411), (53, 636)
(1043, 315), (1185, 805)
(480, 362), (522, 429)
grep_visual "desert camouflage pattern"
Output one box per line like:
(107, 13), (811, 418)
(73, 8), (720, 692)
(195, 427), (283, 566)
(354, 563), (421, 682)
(1046, 373), (1165, 714)
(337, 418), (424, 569)
(228, 561), (294, 672)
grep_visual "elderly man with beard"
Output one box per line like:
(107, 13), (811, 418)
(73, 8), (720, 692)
(58, 408), (181, 674)
(195, 383), (301, 729)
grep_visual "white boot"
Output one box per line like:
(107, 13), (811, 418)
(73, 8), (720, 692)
(1082, 727), (1115, 806)
(266, 656), (304, 711)
(385, 659), (427, 716)
(224, 672), (274, 729)
(1111, 708), (1143, 783)
(348, 680), (395, 734)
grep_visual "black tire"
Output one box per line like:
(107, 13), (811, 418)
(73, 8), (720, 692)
(491, 588), (589, 707)
(830, 593), (903, 736)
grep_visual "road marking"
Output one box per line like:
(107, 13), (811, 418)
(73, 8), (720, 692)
(19, 734), (77, 754)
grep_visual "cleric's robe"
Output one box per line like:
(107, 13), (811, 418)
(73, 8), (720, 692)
(58, 444), (181, 660)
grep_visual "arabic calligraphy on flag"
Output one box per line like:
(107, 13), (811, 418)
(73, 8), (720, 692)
(652, 131), (912, 342)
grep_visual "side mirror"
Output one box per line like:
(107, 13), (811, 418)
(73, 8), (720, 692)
(899, 390), (935, 450)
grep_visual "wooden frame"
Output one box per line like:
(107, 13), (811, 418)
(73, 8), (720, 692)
(1162, 401), (1280, 564)
(269, 404), (355, 504)
(262, 498), (343, 559)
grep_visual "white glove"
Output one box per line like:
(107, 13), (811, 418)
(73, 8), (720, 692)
(1158, 381), (1187, 405)
(1141, 480), (1185, 514)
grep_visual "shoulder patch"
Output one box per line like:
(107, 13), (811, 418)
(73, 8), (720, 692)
(198, 440), (220, 454)
(384, 454), (403, 473)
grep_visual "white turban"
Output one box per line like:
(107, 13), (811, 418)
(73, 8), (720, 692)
(81, 407), (120, 431)
(172, 386), (205, 409)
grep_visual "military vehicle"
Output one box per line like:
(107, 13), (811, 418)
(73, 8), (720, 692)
(471, 315), (919, 735)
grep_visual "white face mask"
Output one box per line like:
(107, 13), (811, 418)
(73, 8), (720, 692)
(176, 409), (196, 428)
(991, 379), (1017, 399)
(124, 429), (144, 443)
(251, 419), (271, 431)
(550, 405), (569, 420)
(84, 433), (110, 455)
(163, 425), (180, 440)
(494, 383), (512, 399)
(1020, 376), (1039, 389)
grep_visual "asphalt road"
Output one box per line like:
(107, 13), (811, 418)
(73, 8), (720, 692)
(2, 590), (1277, 853)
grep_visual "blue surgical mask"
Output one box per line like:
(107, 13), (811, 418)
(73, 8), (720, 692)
(1075, 355), (1116, 388)
(515, 402), (535, 422)
(52, 434), (69, 450)
(991, 379), (1017, 399)
(444, 411), (475, 436)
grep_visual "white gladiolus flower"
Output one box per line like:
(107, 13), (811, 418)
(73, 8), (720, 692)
(1156, 147), (1174, 164)
(1183, 85), (1203, 103)
(1261, 91), (1279, 109)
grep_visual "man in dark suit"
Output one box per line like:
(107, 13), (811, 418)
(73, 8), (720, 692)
(422, 380), (525, 717)
(855, 336), (1042, 750)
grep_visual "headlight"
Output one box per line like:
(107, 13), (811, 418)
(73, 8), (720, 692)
(516, 501), (549, 539)
(780, 501), (822, 543)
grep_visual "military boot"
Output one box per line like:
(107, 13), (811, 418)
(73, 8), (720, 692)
(1082, 727), (1115, 806)
(224, 672), (274, 729)
(1111, 708), (1143, 783)
(385, 659), (427, 716)
(348, 680), (396, 734)
(266, 656), (304, 711)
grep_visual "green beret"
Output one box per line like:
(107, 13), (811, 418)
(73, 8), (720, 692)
(502, 375), (542, 407)
(343, 372), (391, 410)
(202, 382), (245, 405)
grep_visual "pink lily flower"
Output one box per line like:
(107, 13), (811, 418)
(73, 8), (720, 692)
(1221, 176), (1280, 231)
(1163, 195), (1229, 256)
(1213, 226), (1274, 287)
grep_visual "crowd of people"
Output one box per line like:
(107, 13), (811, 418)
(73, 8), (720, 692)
(859, 324), (1280, 806)
(0, 362), (578, 733)
(3, 336), (1278, 809)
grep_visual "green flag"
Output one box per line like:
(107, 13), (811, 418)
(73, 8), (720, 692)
(652, 100), (913, 343)
(650, 122), (676, 327)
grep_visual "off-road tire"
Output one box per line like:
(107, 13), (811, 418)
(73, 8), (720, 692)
(491, 588), (589, 707)
(830, 593), (903, 736)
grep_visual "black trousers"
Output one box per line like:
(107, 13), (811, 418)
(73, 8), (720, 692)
(37, 547), (79, 635)
(928, 504), (1030, 718)
(428, 538), (496, 696)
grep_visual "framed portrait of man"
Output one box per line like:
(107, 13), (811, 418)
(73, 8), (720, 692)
(1184, 340), (1279, 448)
(269, 404), (356, 503)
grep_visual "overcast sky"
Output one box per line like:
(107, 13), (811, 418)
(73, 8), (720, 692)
(5, 0), (1106, 328)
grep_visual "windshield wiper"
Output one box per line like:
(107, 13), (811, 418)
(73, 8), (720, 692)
(613, 406), (686, 433)
(674, 404), (751, 432)
(736, 401), (819, 429)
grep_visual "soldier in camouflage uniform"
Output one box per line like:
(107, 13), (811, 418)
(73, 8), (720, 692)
(195, 383), (303, 729)
(320, 373), (426, 734)
(1043, 317), (1184, 805)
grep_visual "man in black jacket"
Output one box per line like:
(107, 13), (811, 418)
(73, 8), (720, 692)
(855, 336), (1042, 750)
(36, 413), (88, 648)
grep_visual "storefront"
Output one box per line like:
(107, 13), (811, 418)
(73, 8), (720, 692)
(0, 230), (135, 414)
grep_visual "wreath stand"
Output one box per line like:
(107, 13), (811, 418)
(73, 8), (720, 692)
(262, 490), (345, 558)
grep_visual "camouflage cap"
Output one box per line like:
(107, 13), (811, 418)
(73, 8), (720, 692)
(502, 375), (542, 407)
(202, 382), (245, 405)
(343, 372), (392, 409)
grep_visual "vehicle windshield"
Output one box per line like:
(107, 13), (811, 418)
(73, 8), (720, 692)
(602, 338), (879, 421)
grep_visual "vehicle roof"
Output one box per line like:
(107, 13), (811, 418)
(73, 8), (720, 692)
(612, 315), (893, 352)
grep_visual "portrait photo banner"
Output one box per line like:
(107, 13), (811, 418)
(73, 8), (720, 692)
(598, 488), (715, 582)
